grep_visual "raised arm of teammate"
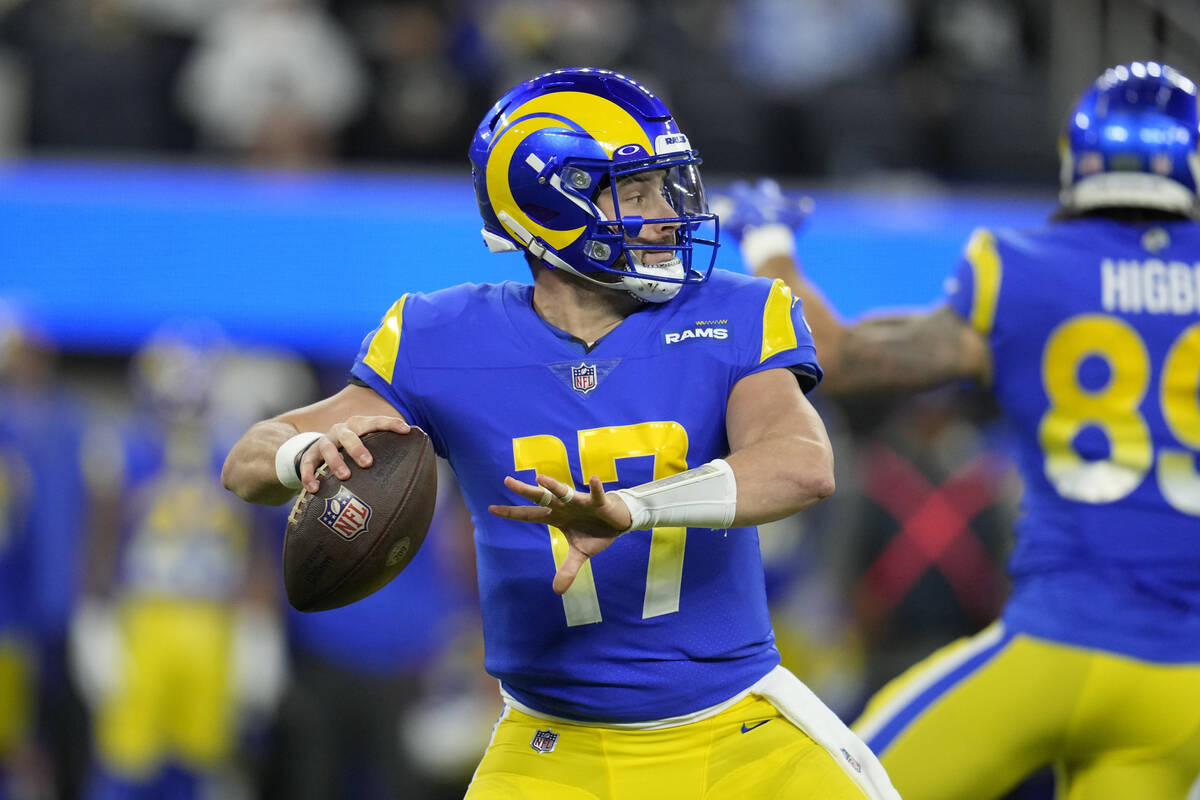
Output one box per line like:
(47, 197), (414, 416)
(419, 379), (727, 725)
(716, 178), (993, 395)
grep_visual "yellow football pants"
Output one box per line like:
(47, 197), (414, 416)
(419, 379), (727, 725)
(0, 636), (32, 757)
(854, 622), (1200, 800)
(466, 693), (868, 800)
(94, 599), (235, 779)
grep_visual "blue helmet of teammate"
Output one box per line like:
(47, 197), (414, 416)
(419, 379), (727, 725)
(133, 317), (228, 424)
(1060, 61), (1200, 215)
(468, 68), (718, 302)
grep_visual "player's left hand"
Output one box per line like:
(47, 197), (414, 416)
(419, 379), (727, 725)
(488, 474), (632, 595)
(710, 178), (814, 244)
(711, 178), (814, 274)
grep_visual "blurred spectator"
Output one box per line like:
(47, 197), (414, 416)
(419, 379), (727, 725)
(109, 0), (239, 154)
(729, 0), (913, 177)
(0, 0), (1069, 182)
(0, 0), (183, 153)
(895, 0), (1054, 183)
(618, 2), (764, 174)
(731, 0), (910, 96)
(72, 319), (287, 800)
(330, 1), (489, 163)
(177, 0), (366, 168)
(834, 389), (1017, 706)
(474, 0), (636, 89)
(0, 43), (26, 157)
(115, 0), (233, 33)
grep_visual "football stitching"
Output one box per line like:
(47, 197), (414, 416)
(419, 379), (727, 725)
(286, 462), (331, 526)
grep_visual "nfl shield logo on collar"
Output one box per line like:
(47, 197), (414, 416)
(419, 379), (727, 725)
(530, 728), (559, 754)
(571, 362), (597, 394)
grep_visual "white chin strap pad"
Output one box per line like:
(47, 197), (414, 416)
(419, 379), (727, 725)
(622, 256), (685, 303)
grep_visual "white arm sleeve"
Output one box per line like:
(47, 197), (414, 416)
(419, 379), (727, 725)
(611, 458), (737, 531)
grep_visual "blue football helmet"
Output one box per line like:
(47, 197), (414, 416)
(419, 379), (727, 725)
(133, 318), (228, 424)
(468, 68), (718, 302)
(1060, 61), (1200, 215)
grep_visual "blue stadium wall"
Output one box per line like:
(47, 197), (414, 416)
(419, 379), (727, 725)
(0, 160), (1056, 363)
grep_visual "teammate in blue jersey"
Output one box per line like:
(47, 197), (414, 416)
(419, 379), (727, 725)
(0, 305), (90, 800)
(723, 62), (1200, 799)
(222, 68), (900, 799)
(75, 322), (287, 800)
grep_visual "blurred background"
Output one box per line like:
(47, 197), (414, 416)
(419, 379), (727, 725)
(0, 0), (1196, 798)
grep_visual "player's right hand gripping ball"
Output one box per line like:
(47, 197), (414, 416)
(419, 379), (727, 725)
(283, 429), (438, 612)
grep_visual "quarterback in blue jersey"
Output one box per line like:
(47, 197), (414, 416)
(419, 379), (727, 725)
(726, 62), (1200, 799)
(223, 69), (899, 799)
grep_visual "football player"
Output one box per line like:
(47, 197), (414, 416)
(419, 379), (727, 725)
(723, 62), (1200, 799)
(74, 320), (286, 799)
(0, 312), (40, 800)
(222, 68), (900, 799)
(0, 304), (89, 800)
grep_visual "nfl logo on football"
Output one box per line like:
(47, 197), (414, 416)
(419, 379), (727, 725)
(571, 362), (597, 394)
(530, 728), (559, 754)
(319, 486), (373, 540)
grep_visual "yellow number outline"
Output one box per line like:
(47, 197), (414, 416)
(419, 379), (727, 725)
(513, 422), (690, 627)
(1039, 315), (1200, 514)
(1159, 323), (1200, 514)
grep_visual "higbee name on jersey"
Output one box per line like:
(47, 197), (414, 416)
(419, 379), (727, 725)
(1100, 257), (1200, 314)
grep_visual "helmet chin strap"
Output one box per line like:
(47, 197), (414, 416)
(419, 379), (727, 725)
(588, 207), (685, 302)
(621, 254), (684, 303)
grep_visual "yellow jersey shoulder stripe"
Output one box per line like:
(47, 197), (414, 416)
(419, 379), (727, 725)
(363, 295), (408, 384)
(760, 279), (799, 363)
(965, 228), (1003, 336)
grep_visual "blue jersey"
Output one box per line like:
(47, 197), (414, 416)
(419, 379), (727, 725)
(110, 424), (254, 601)
(0, 387), (87, 641)
(946, 219), (1200, 662)
(351, 270), (820, 722)
(0, 431), (33, 634)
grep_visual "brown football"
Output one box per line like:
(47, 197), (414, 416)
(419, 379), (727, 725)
(283, 428), (438, 612)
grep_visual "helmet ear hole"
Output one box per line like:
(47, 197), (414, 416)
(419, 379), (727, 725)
(561, 167), (592, 191)
(525, 204), (562, 225)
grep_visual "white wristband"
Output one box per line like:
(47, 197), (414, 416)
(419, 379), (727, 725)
(274, 431), (323, 490)
(612, 458), (737, 532)
(740, 223), (796, 274)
